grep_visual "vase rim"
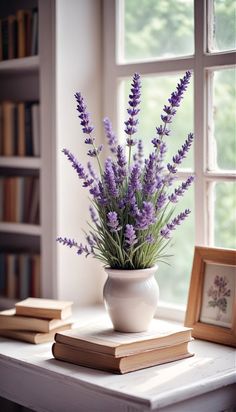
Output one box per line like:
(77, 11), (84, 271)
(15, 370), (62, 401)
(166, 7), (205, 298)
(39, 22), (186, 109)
(104, 265), (158, 279)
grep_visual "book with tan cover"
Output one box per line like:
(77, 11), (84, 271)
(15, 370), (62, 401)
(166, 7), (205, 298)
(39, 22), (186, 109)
(2, 101), (15, 156)
(17, 102), (25, 156)
(52, 341), (193, 374)
(55, 319), (192, 357)
(15, 298), (73, 319)
(0, 308), (73, 333)
(16, 10), (26, 58)
(0, 323), (73, 344)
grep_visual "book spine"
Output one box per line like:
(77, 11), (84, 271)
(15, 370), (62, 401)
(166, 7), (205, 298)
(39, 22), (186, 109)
(2, 102), (14, 156)
(16, 10), (26, 58)
(1, 19), (9, 60)
(25, 102), (33, 156)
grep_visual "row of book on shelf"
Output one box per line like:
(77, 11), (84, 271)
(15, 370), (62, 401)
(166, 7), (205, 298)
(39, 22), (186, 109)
(0, 8), (38, 61)
(0, 101), (40, 157)
(0, 253), (40, 299)
(0, 176), (39, 224)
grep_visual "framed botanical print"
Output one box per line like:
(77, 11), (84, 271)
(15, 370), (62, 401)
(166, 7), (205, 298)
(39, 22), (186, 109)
(185, 246), (236, 347)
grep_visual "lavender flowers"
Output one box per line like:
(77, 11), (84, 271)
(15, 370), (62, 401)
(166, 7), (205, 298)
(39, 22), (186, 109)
(57, 72), (194, 269)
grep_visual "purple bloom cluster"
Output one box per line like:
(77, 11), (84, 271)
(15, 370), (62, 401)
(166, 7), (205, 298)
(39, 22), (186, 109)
(160, 209), (191, 239)
(135, 201), (156, 230)
(155, 71), (191, 141)
(90, 181), (107, 205)
(104, 159), (119, 197)
(56, 237), (79, 248)
(104, 117), (117, 154)
(168, 175), (194, 203)
(75, 92), (94, 135)
(143, 153), (157, 196)
(87, 145), (103, 158)
(167, 133), (194, 174)
(125, 224), (138, 246)
(129, 164), (142, 191)
(133, 139), (144, 165)
(116, 145), (127, 184)
(62, 148), (93, 187)
(58, 71), (194, 269)
(107, 211), (120, 232)
(89, 205), (98, 225)
(125, 73), (141, 147)
(87, 161), (98, 181)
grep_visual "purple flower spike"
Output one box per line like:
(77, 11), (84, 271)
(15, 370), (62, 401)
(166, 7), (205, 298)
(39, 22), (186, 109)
(168, 71), (191, 108)
(156, 71), (191, 139)
(129, 163), (142, 192)
(125, 73), (141, 147)
(160, 209), (191, 239)
(133, 139), (144, 165)
(62, 148), (94, 187)
(157, 193), (167, 210)
(107, 211), (120, 232)
(146, 234), (155, 244)
(168, 175), (194, 203)
(87, 161), (98, 181)
(172, 133), (194, 165)
(143, 153), (157, 196)
(75, 92), (94, 135)
(125, 224), (138, 246)
(116, 145), (127, 184)
(104, 117), (118, 154)
(56, 237), (79, 248)
(89, 205), (99, 225)
(87, 145), (103, 158)
(104, 159), (119, 197)
(135, 201), (156, 230)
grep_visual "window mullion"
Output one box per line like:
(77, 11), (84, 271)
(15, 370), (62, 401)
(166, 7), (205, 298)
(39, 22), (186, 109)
(194, 0), (208, 245)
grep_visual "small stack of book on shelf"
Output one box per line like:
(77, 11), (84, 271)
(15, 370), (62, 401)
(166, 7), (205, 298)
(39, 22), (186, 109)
(0, 100), (40, 157)
(52, 319), (193, 374)
(0, 8), (38, 61)
(0, 298), (73, 344)
(0, 252), (40, 299)
(0, 176), (39, 224)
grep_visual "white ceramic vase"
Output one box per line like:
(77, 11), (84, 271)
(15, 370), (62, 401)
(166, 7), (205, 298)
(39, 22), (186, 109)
(103, 266), (159, 332)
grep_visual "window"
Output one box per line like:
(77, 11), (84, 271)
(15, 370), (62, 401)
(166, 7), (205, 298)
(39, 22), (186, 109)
(103, 0), (236, 307)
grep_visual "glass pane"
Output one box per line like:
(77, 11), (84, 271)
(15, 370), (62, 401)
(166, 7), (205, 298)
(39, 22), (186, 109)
(120, 0), (194, 63)
(209, 0), (236, 52)
(211, 68), (236, 171)
(214, 181), (236, 249)
(121, 73), (194, 169)
(157, 183), (195, 305)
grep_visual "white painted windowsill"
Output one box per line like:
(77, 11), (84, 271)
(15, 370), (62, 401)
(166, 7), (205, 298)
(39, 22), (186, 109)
(0, 305), (235, 412)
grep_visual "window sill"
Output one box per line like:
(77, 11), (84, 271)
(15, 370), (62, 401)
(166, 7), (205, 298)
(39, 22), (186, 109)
(0, 305), (235, 412)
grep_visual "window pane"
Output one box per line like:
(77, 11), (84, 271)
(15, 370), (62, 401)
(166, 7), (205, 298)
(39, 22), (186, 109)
(209, 0), (236, 52)
(120, 0), (194, 63)
(210, 68), (236, 171)
(157, 183), (195, 305)
(214, 181), (236, 249)
(120, 73), (194, 169)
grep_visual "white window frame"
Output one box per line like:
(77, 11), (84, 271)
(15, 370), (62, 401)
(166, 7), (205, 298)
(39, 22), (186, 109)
(102, 0), (236, 319)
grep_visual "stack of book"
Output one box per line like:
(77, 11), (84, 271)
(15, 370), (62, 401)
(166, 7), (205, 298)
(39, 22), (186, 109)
(0, 298), (73, 344)
(52, 319), (193, 374)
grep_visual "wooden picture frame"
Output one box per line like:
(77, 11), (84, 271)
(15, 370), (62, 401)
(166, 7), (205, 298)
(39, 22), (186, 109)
(185, 246), (236, 347)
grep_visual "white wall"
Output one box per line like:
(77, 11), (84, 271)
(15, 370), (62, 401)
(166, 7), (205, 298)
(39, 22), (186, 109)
(56, 0), (106, 304)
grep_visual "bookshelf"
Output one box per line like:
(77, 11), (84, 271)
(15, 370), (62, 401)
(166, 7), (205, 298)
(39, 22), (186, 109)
(0, 0), (104, 309)
(0, 0), (54, 307)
